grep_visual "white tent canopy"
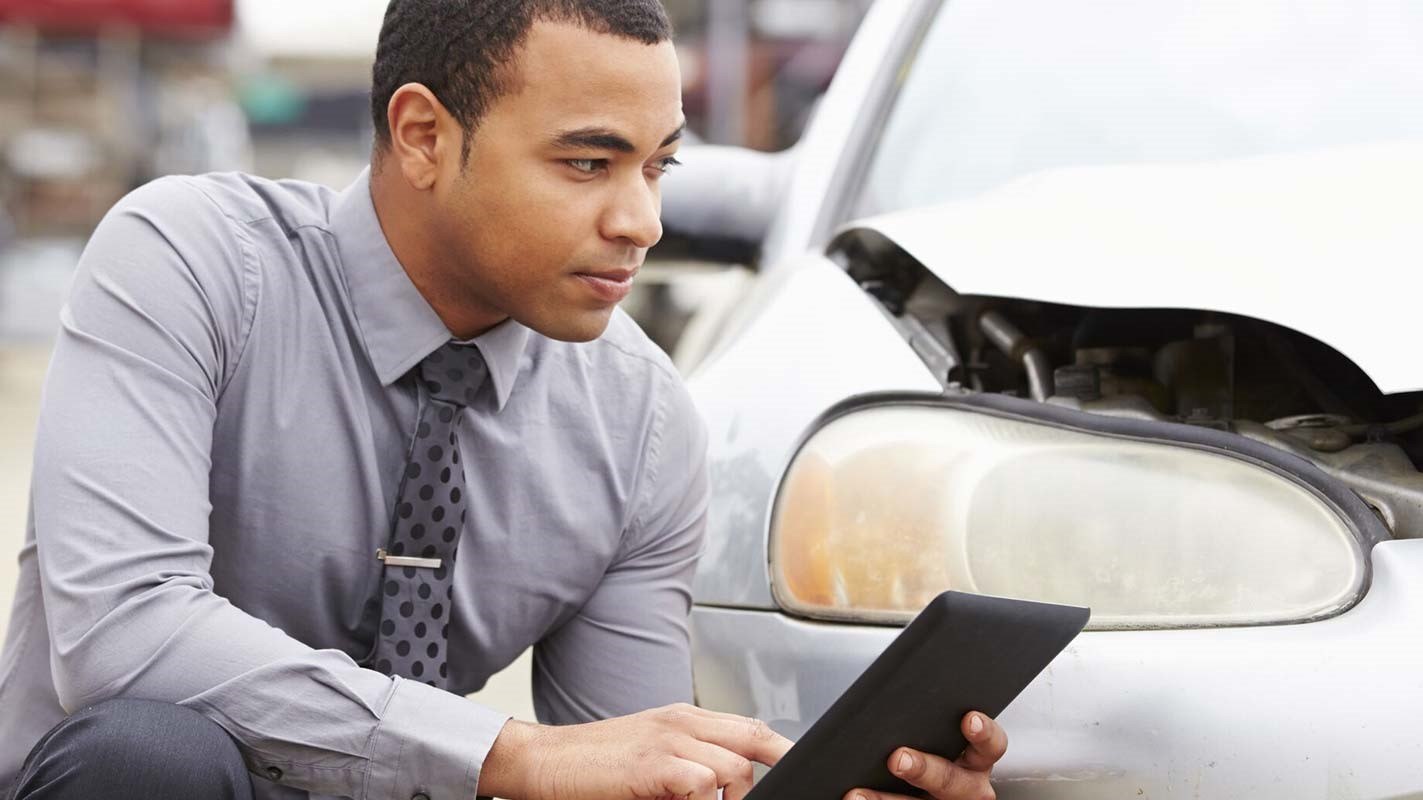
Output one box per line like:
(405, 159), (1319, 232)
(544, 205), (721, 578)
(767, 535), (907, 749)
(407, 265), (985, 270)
(237, 0), (389, 58)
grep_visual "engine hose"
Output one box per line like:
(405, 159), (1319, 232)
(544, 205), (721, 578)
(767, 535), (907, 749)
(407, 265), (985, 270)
(979, 310), (1055, 402)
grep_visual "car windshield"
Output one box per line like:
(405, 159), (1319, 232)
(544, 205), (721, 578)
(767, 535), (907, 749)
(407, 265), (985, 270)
(853, 0), (1423, 219)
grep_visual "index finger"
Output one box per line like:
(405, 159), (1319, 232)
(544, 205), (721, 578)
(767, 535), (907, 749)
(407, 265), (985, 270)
(956, 711), (1007, 773)
(687, 708), (795, 766)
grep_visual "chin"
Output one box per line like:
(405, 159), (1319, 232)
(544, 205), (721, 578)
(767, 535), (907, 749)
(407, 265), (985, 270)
(531, 307), (616, 343)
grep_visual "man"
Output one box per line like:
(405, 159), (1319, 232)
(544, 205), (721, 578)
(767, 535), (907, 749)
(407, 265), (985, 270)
(0, 2), (1006, 799)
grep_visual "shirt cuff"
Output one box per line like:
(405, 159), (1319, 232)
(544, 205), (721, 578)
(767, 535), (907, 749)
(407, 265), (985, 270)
(366, 677), (512, 800)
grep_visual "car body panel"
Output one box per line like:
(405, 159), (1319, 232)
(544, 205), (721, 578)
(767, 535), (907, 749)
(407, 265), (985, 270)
(692, 540), (1423, 798)
(850, 142), (1423, 395)
(758, 0), (937, 267)
(687, 255), (939, 608)
(684, 0), (1423, 794)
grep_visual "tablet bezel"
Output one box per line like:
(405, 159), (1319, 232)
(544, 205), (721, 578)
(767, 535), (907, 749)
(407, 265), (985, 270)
(744, 590), (1089, 799)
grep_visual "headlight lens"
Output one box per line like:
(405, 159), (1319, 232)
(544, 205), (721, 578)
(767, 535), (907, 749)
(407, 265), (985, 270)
(770, 402), (1368, 629)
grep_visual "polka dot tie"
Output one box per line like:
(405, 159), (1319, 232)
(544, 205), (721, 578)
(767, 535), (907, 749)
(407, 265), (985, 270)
(368, 342), (488, 688)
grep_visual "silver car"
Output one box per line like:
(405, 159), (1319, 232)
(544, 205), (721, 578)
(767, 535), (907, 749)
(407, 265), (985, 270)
(667, 1), (1423, 797)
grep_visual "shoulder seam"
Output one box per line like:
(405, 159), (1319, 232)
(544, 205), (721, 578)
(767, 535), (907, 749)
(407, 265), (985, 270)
(175, 174), (339, 236)
(172, 176), (265, 397)
(591, 332), (681, 385)
(174, 174), (278, 227)
(626, 371), (674, 545)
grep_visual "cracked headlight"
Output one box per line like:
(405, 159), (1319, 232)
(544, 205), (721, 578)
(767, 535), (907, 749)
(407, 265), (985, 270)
(769, 399), (1376, 629)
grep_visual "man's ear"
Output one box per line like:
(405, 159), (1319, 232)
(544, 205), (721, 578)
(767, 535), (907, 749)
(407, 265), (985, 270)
(386, 82), (462, 190)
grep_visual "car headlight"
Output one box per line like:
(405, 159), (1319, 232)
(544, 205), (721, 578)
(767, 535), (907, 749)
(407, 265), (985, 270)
(769, 396), (1379, 629)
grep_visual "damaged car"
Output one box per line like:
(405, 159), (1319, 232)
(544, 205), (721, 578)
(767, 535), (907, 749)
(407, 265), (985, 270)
(664, 0), (1423, 797)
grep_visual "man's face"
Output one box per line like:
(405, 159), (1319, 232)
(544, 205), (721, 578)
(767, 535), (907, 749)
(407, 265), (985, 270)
(428, 20), (683, 343)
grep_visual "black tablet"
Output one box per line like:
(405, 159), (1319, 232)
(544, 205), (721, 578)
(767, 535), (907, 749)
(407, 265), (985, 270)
(745, 590), (1089, 799)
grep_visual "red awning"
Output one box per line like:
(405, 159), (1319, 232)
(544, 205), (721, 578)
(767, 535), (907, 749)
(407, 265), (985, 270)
(0, 0), (233, 37)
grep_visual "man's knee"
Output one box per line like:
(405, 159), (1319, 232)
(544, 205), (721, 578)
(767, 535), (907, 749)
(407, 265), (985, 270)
(11, 698), (254, 800)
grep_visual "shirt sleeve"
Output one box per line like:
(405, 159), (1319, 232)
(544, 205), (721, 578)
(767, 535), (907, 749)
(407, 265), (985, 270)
(31, 177), (510, 800)
(531, 371), (710, 724)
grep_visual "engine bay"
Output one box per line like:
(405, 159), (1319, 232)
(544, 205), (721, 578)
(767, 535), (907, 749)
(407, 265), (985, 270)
(835, 230), (1423, 538)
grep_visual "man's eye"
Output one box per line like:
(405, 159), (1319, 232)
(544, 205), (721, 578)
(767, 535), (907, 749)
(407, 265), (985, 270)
(653, 156), (682, 175)
(567, 159), (605, 174)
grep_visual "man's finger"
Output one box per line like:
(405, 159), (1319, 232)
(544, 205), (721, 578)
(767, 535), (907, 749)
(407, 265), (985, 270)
(886, 747), (994, 800)
(680, 709), (794, 766)
(688, 706), (794, 750)
(956, 712), (1007, 773)
(843, 784), (991, 800)
(841, 790), (919, 800)
(673, 738), (758, 800)
(655, 756), (721, 800)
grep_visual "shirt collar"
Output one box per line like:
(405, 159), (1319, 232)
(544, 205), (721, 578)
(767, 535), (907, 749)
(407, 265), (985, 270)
(330, 167), (528, 411)
(457, 317), (530, 411)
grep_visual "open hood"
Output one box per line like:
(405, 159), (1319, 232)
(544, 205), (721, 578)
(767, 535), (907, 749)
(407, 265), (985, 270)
(845, 141), (1423, 395)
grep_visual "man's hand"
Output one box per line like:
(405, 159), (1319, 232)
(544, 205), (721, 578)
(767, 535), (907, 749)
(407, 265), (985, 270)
(843, 712), (1007, 800)
(476, 702), (793, 800)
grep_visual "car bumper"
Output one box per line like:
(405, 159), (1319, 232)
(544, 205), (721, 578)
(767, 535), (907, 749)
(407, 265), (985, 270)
(691, 539), (1423, 799)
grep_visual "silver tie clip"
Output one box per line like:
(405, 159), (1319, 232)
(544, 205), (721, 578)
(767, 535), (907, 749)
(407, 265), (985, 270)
(376, 548), (442, 569)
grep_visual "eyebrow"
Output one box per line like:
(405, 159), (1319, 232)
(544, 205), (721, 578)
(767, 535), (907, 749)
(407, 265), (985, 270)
(660, 122), (686, 148)
(549, 121), (686, 153)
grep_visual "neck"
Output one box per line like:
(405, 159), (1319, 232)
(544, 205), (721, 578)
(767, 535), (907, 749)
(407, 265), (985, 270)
(368, 160), (506, 340)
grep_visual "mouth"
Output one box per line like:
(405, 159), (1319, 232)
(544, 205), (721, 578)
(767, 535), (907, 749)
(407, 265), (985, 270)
(573, 267), (639, 303)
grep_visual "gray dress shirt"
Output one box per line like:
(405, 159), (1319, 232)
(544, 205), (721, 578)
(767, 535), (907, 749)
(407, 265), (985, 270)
(0, 168), (709, 800)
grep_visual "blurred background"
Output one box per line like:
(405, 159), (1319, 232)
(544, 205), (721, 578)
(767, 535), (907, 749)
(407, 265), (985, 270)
(0, 0), (873, 344)
(0, 0), (871, 718)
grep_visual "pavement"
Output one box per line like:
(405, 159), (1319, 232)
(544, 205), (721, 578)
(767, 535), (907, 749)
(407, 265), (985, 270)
(0, 342), (537, 727)
(0, 345), (47, 639)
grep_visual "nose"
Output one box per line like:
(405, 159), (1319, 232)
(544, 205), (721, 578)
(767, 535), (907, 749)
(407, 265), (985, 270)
(600, 173), (663, 249)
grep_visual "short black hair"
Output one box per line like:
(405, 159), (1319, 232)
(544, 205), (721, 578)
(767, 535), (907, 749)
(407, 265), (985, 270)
(370, 0), (673, 162)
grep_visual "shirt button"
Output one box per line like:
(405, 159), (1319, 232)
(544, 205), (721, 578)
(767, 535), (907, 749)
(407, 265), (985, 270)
(265, 766), (283, 781)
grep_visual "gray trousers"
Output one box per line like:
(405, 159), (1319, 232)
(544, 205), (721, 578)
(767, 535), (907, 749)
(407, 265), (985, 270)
(7, 698), (254, 800)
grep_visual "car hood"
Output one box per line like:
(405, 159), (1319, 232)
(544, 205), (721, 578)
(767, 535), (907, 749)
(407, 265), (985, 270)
(843, 141), (1423, 394)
